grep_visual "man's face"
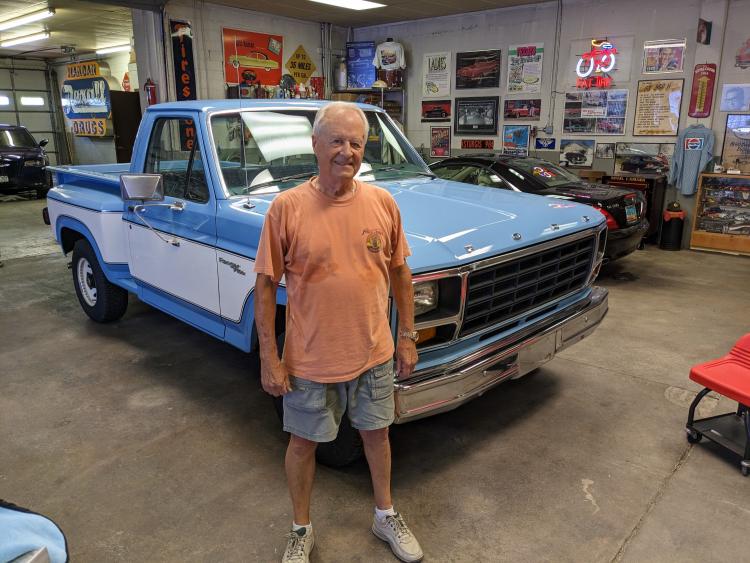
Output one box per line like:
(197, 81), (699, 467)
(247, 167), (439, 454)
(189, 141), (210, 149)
(312, 109), (366, 181)
(725, 90), (744, 110)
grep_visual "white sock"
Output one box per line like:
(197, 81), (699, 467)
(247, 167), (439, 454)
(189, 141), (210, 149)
(375, 506), (396, 521)
(292, 522), (312, 533)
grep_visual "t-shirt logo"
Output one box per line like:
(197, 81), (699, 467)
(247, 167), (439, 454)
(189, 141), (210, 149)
(363, 229), (384, 253)
(685, 137), (704, 150)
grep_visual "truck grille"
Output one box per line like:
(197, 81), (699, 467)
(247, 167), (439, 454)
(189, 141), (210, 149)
(459, 236), (596, 337)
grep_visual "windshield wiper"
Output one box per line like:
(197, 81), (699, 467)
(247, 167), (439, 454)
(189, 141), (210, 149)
(240, 171), (316, 194)
(372, 166), (436, 179)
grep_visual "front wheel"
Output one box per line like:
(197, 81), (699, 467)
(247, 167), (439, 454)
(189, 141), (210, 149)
(72, 239), (128, 322)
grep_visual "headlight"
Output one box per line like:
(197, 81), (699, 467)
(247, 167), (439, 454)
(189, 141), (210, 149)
(413, 281), (438, 316)
(26, 159), (45, 167)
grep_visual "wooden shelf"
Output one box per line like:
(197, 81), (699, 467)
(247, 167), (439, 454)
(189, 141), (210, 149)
(690, 172), (750, 257)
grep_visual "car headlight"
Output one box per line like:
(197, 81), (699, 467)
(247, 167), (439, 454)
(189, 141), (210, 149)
(26, 159), (45, 167)
(413, 281), (439, 316)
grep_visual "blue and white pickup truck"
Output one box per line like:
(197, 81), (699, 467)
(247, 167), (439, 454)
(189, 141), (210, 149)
(45, 100), (608, 465)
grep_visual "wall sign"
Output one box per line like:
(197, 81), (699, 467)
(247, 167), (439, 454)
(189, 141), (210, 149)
(575, 39), (617, 89)
(286, 44), (316, 84)
(223, 28), (283, 86)
(461, 139), (494, 150)
(170, 20), (197, 101)
(430, 126), (451, 158)
(633, 79), (683, 136)
(422, 52), (451, 97)
(507, 43), (543, 93)
(688, 64), (716, 118)
(535, 137), (556, 150)
(62, 61), (111, 137)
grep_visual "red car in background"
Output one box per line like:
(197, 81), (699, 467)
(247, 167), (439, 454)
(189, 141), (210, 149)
(505, 105), (539, 119)
(457, 59), (497, 80)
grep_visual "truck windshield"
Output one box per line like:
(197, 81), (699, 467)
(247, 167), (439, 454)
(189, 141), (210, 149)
(0, 127), (37, 149)
(210, 109), (432, 195)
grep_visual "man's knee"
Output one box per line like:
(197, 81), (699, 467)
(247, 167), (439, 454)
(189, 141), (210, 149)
(288, 433), (319, 458)
(359, 426), (390, 445)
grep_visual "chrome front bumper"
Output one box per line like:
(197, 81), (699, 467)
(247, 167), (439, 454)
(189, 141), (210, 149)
(393, 286), (609, 423)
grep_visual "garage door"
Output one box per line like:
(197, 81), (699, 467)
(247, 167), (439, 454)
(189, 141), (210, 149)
(0, 62), (66, 165)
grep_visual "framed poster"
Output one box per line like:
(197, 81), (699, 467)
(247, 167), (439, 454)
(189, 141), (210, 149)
(503, 98), (541, 120)
(560, 139), (595, 167)
(455, 50), (501, 89)
(564, 89), (627, 134)
(422, 52), (451, 97)
(697, 19), (712, 45)
(223, 28), (283, 86)
(346, 41), (376, 89)
(595, 143), (615, 158)
(614, 142), (672, 174)
(736, 37), (750, 69)
(722, 114), (750, 172)
(642, 40), (685, 74)
(421, 100), (451, 122)
(633, 79), (683, 136)
(430, 126), (451, 158)
(507, 43), (543, 93)
(719, 84), (750, 112)
(454, 96), (499, 135)
(502, 124), (530, 156)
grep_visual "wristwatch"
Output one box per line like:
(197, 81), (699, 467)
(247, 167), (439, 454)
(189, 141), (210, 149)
(399, 330), (419, 343)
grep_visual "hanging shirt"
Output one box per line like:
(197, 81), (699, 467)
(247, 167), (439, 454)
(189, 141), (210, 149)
(373, 41), (406, 70)
(669, 124), (715, 195)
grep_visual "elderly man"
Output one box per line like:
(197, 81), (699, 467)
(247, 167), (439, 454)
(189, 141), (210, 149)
(253, 102), (423, 563)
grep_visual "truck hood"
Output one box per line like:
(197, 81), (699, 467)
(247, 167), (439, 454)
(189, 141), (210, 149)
(245, 176), (604, 273)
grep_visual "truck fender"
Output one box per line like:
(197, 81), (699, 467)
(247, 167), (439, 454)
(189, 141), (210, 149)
(56, 216), (119, 284)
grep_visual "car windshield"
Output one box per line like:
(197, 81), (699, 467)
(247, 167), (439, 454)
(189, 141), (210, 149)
(210, 109), (432, 195)
(0, 127), (37, 149)
(504, 158), (583, 189)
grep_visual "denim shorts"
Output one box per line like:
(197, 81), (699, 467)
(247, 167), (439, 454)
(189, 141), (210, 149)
(283, 359), (395, 442)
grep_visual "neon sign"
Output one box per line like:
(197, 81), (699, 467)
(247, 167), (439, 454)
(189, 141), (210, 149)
(576, 39), (617, 89)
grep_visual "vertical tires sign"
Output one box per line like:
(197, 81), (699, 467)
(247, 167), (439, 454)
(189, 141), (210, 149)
(62, 62), (111, 136)
(171, 20), (197, 151)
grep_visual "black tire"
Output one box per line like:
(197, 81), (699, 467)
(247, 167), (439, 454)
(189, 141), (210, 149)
(72, 239), (128, 323)
(742, 465), (749, 477)
(272, 332), (364, 467)
(686, 430), (702, 444)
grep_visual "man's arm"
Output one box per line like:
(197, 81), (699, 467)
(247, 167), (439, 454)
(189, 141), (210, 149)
(390, 263), (418, 378)
(254, 273), (291, 396)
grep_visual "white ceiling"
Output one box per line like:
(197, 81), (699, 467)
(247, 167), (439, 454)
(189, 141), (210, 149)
(0, 0), (134, 59)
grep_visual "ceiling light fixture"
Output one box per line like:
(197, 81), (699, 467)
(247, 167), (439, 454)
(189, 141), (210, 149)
(96, 44), (131, 55)
(0, 8), (55, 32)
(0, 31), (50, 48)
(309, 0), (386, 10)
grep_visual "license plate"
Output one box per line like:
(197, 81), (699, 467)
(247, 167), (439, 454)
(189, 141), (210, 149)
(626, 204), (637, 223)
(0, 175), (8, 183)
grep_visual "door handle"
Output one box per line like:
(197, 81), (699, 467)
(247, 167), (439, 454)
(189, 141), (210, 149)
(171, 200), (185, 212)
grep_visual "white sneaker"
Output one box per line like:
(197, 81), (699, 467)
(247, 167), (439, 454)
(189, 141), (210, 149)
(372, 512), (423, 562)
(282, 527), (315, 563)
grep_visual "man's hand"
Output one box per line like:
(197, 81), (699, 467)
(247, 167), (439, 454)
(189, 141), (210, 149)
(395, 338), (418, 378)
(261, 356), (292, 397)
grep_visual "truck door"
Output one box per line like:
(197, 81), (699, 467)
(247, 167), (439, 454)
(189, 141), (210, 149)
(124, 115), (223, 336)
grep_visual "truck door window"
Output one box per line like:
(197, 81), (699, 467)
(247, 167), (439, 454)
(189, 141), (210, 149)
(145, 118), (209, 203)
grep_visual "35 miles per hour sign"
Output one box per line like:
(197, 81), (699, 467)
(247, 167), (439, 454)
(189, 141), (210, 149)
(285, 45), (317, 84)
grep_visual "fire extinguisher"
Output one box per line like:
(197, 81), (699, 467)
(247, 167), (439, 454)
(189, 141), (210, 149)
(144, 78), (158, 106)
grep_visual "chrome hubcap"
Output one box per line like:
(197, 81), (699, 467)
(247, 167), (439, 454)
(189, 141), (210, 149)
(77, 258), (97, 306)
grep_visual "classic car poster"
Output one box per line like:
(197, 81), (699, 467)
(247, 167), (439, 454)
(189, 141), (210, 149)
(688, 64), (716, 118)
(507, 43), (543, 93)
(503, 99), (541, 120)
(560, 139), (595, 167)
(454, 96), (499, 135)
(722, 114), (750, 172)
(422, 52), (451, 97)
(719, 84), (750, 112)
(563, 89), (627, 134)
(633, 79), (683, 136)
(614, 142), (673, 174)
(455, 50), (501, 89)
(595, 143), (615, 159)
(430, 126), (451, 158)
(642, 40), (685, 74)
(223, 28), (283, 86)
(502, 124), (530, 156)
(421, 100), (451, 122)
(346, 41), (377, 89)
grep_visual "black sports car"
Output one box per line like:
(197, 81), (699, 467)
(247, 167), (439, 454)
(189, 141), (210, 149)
(0, 124), (51, 198)
(430, 154), (649, 262)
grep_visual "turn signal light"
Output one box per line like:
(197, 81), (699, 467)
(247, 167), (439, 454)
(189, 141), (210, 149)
(417, 326), (437, 345)
(594, 205), (619, 230)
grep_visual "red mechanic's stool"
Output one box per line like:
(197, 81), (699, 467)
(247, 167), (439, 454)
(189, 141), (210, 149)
(686, 333), (750, 476)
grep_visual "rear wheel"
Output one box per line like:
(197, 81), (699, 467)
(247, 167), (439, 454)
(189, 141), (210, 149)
(72, 239), (128, 322)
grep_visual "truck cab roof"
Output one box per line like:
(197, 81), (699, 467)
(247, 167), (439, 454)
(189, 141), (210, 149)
(147, 99), (383, 114)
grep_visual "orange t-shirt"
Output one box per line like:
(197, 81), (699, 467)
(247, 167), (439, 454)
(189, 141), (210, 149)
(254, 178), (411, 383)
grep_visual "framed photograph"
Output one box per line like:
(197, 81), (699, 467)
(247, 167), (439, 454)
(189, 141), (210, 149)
(722, 114), (750, 172)
(421, 100), (451, 122)
(564, 89), (628, 134)
(430, 126), (451, 158)
(595, 143), (615, 159)
(503, 98), (542, 120)
(455, 49), (501, 89)
(697, 19), (712, 45)
(454, 96), (499, 135)
(614, 142), (671, 174)
(642, 39), (686, 74)
(719, 84), (750, 112)
(633, 79), (683, 136)
(560, 139), (595, 168)
(502, 124), (530, 156)
(737, 37), (750, 69)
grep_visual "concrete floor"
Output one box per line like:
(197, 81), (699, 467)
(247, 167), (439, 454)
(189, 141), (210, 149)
(2, 199), (750, 562)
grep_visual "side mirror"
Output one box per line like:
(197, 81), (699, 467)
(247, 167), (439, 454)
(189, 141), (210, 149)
(39, 139), (49, 147)
(120, 173), (164, 201)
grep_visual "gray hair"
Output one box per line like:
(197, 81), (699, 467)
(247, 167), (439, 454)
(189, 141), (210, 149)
(312, 101), (368, 139)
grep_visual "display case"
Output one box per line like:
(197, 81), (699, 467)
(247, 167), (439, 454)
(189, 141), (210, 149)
(690, 173), (750, 256)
